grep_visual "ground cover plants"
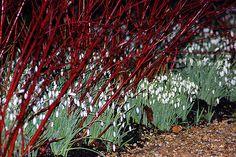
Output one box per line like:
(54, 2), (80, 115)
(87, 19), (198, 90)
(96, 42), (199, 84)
(0, 0), (236, 156)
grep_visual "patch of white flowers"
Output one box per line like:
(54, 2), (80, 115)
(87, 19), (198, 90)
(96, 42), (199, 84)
(138, 73), (198, 108)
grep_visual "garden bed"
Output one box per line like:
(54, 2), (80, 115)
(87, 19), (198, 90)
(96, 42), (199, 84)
(107, 119), (236, 157)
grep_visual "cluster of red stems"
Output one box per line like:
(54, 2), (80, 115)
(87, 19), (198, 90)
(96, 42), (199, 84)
(0, 0), (235, 156)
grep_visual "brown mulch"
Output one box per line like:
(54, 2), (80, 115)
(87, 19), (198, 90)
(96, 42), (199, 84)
(107, 119), (236, 157)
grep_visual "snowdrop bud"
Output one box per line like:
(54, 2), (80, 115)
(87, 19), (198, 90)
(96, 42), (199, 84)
(24, 93), (28, 99)
(55, 111), (59, 118)
(33, 117), (37, 125)
(98, 101), (103, 108)
(105, 51), (109, 57)
(113, 131), (116, 137)
(124, 95), (128, 102)
(136, 107), (140, 114)
(216, 98), (219, 104)
(129, 126), (132, 131)
(87, 129), (90, 136)
(219, 81), (222, 87)
(112, 144), (116, 152)
(51, 122), (54, 128)
(89, 105), (93, 112)
(24, 122), (28, 129)
(35, 66), (38, 72)
(212, 90), (215, 95)
(100, 121), (104, 127)
(10, 114), (14, 121)
(33, 106), (37, 112)
(113, 121), (116, 127)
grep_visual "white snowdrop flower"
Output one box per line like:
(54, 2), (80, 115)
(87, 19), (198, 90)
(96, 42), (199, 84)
(87, 129), (90, 136)
(112, 144), (116, 152)
(100, 121), (104, 127)
(155, 89), (159, 95)
(112, 102), (116, 110)
(113, 121), (116, 127)
(216, 98), (220, 104)
(9, 113), (14, 121)
(83, 111), (87, 117)
(124, 95), (128, 102)
(177, 102), (180, 107)
(163, 75), (167, 81)
(39, 114), (44, 120)
(81, 102), (85, 109)
(89, 96), (93, 103)
(73, 98), (77, 105)
(55, 91), (59, 97)
(48, 91), (52, 98)
(124, 104), (127, 111)
(121, 122), (125, 128)
(105, 51), (109, 57)
(113, 131), (116, 137)
(120, 115), (124, 122)
(231, 79), (236, 86)
(130, 92), (134, 98)
(174, 103), (177, 108)
(18, 89), (25, 94)
(122, 113), (126, 119)
(49, 99), (53, 105)
(212, 90), (215, 95)
(33, 117), (37, 125)
(219, 81), (222, 87)
(13, 98), (18, 106)
(80, 111), (84, 117)
(23, 122), (28, 129)
(53, 84), (57, 91)
(183, 105), (186, 110)
(37, 88), (42, 94)
(98, 101), (103, 108)
(230, 30), (234, 37)
(127, 103), (130, 110)
(24, 93), (28, 99)
(35, 66), (38, 72)
(224, 77), (228, 83)
(136, 107), (139, 114)
(36, 124), (39, 129)
(190, 97), (193, 103)
(52, 91), (55, 98)
(50, 122), (54, 128)
(89, 105), (93, 112)
(129, 126), (132, 131)
(152, 99), (156, 104)
(55, 111), (59, 118)
(33, 106), (37, 112)
(126, 35), (130, 41)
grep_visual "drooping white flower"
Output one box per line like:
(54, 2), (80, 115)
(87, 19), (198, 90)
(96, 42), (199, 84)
(33, 117), (37, 125)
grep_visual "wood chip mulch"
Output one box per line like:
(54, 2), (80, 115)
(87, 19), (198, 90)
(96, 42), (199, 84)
(107, 119), (236, 157)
